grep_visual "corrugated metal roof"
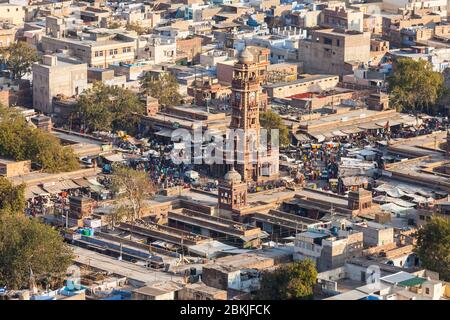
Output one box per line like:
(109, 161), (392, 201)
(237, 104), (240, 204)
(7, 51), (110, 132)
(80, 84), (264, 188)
(399, 277), (427, 287)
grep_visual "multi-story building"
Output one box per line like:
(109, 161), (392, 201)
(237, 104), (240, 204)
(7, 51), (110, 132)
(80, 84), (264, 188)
(0, 25), (16, 47)
(353, 221), (394, 247)
(0, 3), (25, 25)
(200, 49), (230, 69)
(79, 6), (111, 25)
(383, 0), (448, 17)
(244, 27), (306, 63)
(41, 17), (137, 68)
(382, 11), (443, 47)
(137, 35), (176, 64)
(389, 47), (450, 72)
(263, 74), (340, 99)
(177, 36), (203, 64)
(294, 227), (364, 272)
(416, 201), (450, 227)
(298, 28), (371, 77)
(284, 9), (321, 29)
(32, 55), (88, 114)
(320, 6), (364, 32)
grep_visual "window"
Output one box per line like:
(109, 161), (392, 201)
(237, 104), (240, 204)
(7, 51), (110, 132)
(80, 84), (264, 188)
(336, 39), (340, 46)
(323, 37), (332, 45)
(425, 288), (430, 295)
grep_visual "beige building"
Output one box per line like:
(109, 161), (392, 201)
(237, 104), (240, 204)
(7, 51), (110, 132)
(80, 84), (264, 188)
(32, 55), (88, 114)
(178, 283), (227, 300)
(263, 74), (340, 99)
(294, 228), (364, 272)
(131, 281), (182, 300)
(41, 34), (137, 69)
(0, 26), (17, 47)
(41, 17), (137, 68)
(137, 35), (176, 64)
(320, 7), (364, 32)
(353, 221), (394, 247)
(0, 158), (31, 178)
(0, 4), (25, 25)
(298, 28), (371, 77)
(383, 0), (448, 17)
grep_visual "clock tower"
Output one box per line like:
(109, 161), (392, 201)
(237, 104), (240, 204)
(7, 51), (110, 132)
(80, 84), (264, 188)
(230, 47), (262, 182)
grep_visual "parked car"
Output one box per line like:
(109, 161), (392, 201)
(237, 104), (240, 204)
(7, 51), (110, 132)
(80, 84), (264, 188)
(80, 157), (95, 168)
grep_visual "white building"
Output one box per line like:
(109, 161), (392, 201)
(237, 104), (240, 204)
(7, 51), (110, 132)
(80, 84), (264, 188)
(294, 227), (364, 272)
(137, 36), (177, 64)
(199, 49), (230, 69)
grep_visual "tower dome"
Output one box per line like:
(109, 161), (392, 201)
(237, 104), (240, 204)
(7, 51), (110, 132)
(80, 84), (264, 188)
(224, 167), (242, 184)
(238, 47), (254, 64)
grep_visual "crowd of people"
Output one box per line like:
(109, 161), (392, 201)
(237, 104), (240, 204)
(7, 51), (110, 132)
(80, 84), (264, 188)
(101, 117), (450, 194)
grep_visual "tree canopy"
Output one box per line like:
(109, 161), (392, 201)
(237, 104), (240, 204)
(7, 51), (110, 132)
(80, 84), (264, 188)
(254, 259), (318, 300)
(0, 41), (39, 80)
(139, 72), (182, 107)
(126, 22), (148, 35)
(0, 177), (25, 217)
(110, 164), (156, 221)
(76, 82), (144, 134)
(0, 106), (79, 173)
(259, 110), (290, 147)
(107, 21), (121, 29)
(388, 58), (446, 115)
(0, 215), (74, 290)
(415, 216), (450, 281)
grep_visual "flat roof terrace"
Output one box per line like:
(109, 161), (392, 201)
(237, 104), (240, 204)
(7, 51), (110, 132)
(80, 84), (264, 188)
(168, 208), (262, 238)
(296, 188), (349, 207)
(252, 209), (322, 231)
(298, 109), (399, 131)
(388, 131), (448, 160)
(118, 221), (211, 247)
(263, 74), (338, 89)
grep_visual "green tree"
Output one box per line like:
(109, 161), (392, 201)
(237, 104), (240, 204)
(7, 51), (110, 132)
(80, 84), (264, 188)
(0, 177), (25, 216)
(260, 110), (290, 146)
(254, 259), (318, 300)
(76, 82), (144, 134)
(126, 22), (147, 35)
(107, 203), (128, 230)
(139, 72), (182, 107)
(107, 21), (121, 29)
(0, 106), (79, 173)
(415, 216), (450, 281)
(110, 165), (156, 221)
(0, 41), (39, 80)
(388, 58), (445, 115)
(0, 215), (74, 290)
